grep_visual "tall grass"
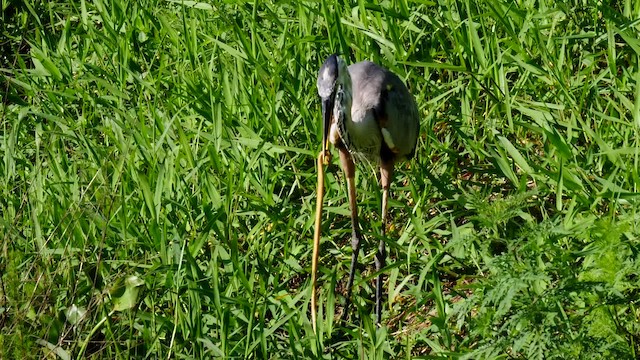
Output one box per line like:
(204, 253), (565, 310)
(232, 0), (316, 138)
(1, 0), (640, 358)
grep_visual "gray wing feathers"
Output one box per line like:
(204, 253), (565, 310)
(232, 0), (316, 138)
(348, 61), (419, 159)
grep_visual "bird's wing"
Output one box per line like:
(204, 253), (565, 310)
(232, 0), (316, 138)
(379, 73), (420, 159)
(349, 61), (420, 160)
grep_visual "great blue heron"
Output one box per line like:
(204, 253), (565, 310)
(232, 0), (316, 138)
(312, 54), (419, 327)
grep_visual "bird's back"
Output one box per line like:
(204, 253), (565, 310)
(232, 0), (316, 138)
(348, 61), (419, 160)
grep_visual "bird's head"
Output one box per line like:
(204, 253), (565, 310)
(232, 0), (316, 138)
(317, 54), (350, 158)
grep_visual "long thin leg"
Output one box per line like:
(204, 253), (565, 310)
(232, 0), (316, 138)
(339, 147), (361, 319)
(376, 161), (393, 325)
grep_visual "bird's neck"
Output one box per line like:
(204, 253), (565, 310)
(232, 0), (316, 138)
(334, 83), (353, 149)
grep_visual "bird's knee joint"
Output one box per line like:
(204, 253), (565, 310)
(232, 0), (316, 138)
(351, 230), (361, 250)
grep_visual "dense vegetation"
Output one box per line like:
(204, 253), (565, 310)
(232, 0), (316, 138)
(2, 0), (640, 358)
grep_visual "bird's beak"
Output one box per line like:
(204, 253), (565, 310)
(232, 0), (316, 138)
(321, 94), (334, 160)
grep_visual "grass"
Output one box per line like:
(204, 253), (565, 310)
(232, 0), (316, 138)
(2, 0), (640, 358)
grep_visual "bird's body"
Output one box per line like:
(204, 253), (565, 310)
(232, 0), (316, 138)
(344, 61), (419, 159)
(313, 54), (419, 327)
(328, 61), (419, 163)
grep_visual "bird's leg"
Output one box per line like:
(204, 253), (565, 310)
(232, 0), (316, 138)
(339, 147), (361, 319)
(376, 161), (393, 325)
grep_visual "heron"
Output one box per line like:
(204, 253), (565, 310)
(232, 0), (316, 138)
(311, 54), (419, 328)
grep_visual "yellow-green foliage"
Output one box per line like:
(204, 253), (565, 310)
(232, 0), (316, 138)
(2, 0), (640, 359)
